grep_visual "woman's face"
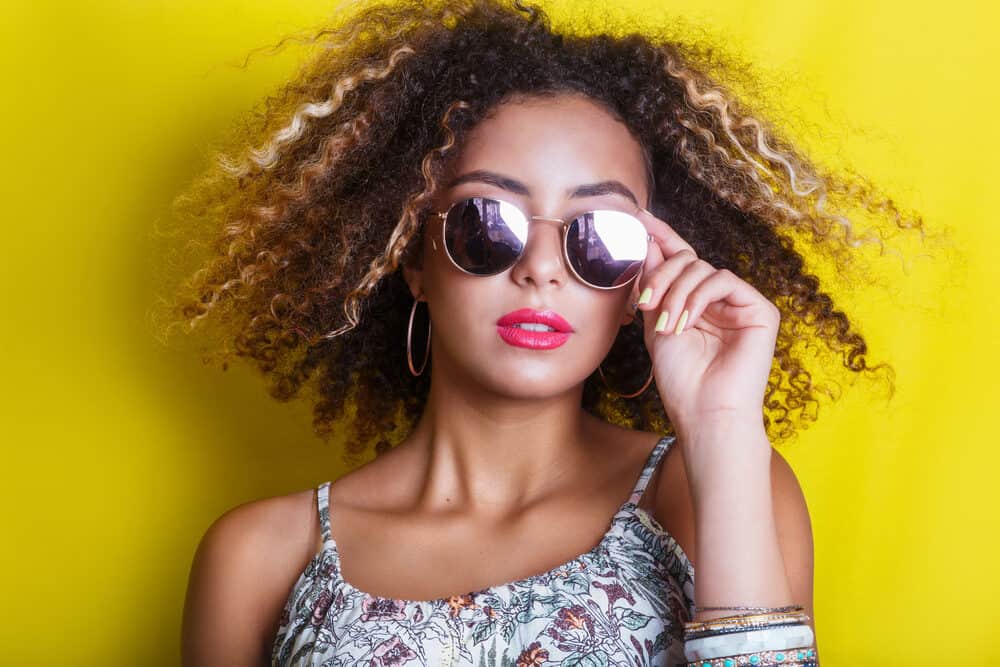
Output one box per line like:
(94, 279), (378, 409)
(406, 92), (651, 400)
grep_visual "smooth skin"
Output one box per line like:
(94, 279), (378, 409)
(181, 92), (816, 666)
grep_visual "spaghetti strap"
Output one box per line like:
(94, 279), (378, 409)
(316, 481), (333, 545)
(628, 435), (676, 505)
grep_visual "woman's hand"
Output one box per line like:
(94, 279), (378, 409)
(633, 208), (781, 443)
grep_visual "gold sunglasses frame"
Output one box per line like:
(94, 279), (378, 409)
(433, 197), (652, 291)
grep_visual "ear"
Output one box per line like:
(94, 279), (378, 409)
(403, 219), (441, 299)
(401, 259), (424, 300)
(620, 272), (643, 326)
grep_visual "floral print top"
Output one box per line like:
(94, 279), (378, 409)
(271, 435), (695, 667)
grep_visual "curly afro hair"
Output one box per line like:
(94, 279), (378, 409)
(153, 0), (923, 465)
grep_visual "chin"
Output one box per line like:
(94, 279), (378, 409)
(480, 365), (588, 399)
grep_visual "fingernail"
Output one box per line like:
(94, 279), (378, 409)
(674, 309), (689, 335)
(655, 311), (669, 333)
(637, 287), (653, 306)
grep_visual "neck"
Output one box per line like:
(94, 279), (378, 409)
(398, 357), (605, 519)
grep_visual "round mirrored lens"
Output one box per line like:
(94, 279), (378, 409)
(443, 197), (528, 275)
(565, 211), (647, 288)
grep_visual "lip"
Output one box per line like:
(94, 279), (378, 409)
(497, 308), (574, 332)
(496, 308), (574, 350)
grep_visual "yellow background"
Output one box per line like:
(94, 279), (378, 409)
(2, 1), (996, 665)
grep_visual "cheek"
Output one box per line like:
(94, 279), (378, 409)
(587, 299), (634, 354)
(424, 270), (496, 332)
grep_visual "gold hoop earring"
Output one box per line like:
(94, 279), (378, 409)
(406, 298), (431, 376)
(598, 315), (653, 398)
(597, 364), (654, 399)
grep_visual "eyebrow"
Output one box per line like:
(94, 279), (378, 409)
(446, 169), (639, 207)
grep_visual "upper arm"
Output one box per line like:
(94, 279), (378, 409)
(769, 449), (817, 644)
(181, 493), (317, 667)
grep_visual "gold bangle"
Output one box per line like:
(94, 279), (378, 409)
(684, 610), (810, 635)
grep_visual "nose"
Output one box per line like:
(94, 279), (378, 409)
(508, 215), (569, 288)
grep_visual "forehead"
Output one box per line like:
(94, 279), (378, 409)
(448, 94), (649, 202)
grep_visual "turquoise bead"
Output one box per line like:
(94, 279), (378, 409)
(701, 662), (710, 667)
(776, 653), (785, 661)
(749, 656), (760, 665)
(724, 660), (735, 667)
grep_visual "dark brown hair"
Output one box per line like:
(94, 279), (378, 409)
(153, 0), (924, 465)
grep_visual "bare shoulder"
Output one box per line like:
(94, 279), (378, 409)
(767, 448), (816, 634)
(181, 486), (320, 667)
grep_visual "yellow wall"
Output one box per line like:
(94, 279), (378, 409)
(2, 1), (995, 665)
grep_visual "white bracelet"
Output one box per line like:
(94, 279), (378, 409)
(684, 623), (815, 661)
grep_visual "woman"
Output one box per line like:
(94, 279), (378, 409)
(171, 0), (910, 664)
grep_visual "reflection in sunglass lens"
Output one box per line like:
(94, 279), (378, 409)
(443, 197), (528, 275)
(565, 211), (647, 288)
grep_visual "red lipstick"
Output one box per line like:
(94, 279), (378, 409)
(495, 308), (574, 350)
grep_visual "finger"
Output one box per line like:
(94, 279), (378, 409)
(652, 259), (716, 336)
(632, 230), (664, 307)
(636, 207), (696, 259)
(678, 268), (779, 333)
(635, 248), (698, 313)
(642, 223), (666, 271)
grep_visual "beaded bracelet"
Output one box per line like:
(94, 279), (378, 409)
(685, 646), (817, 667)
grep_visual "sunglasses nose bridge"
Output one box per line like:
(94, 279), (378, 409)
(504, 214), (571, 284)
(527, 215), (570, 245)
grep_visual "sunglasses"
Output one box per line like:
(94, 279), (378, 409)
(433, 196), (651, 290)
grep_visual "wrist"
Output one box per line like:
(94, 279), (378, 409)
(673, 412), (769, 450)
(672, 417), (772, 496)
